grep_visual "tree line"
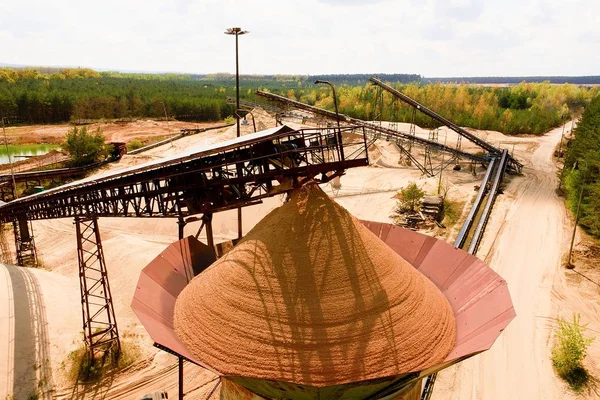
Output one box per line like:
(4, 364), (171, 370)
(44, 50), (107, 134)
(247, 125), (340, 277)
(0, 68), (240, 124)
(0, 67), (597, 136)
(562, 95), (600, 238)
(290, 81), (597, 134)
(426, 76), (600, 85)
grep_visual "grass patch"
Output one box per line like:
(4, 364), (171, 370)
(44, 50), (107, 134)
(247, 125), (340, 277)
(552, 314), (595, 391)
(65, 340), (141, 385)
(442, 198), (465, 229)
(126, 135), (173, 152)
(126, 139), (144, 151)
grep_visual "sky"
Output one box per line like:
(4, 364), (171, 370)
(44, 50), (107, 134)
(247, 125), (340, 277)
(1, 0), (598, 77)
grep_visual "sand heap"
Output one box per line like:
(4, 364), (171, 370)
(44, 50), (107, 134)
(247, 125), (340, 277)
(174, 184), (456, 387)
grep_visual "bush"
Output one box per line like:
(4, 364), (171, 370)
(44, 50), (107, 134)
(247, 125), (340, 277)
(551, 314), (594, 391)
(395, 182), (425, 213)
(63, 126), (108, 166)
(442, 199), (464, 228)
(127, 139), (144, 151)
(224, 115), (235, 124)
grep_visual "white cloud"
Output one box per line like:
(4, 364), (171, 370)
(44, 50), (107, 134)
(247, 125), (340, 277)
(0, 0), (597, 76)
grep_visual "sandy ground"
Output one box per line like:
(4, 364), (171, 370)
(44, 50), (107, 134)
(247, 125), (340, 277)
(1, 120), (213, 146)
(0, 117), (598, 399)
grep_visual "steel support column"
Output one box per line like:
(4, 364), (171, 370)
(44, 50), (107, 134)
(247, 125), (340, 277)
(75, 216), (120, 360)
(178, 356), (184, 400)
(12, 215), (38, 267)
(203, 213), (215, 250)
(177, 215), (186, 240)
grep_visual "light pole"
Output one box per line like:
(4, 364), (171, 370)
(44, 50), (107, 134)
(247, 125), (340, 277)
(2, 117), (17, 199)
(225, 27), (248, 240)
(567, 159), (587, 268)
(225, 27), (249, 139)
(315, 80), (345, 161)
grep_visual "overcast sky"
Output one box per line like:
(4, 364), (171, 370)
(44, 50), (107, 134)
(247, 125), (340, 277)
(1, 0), (598, 77)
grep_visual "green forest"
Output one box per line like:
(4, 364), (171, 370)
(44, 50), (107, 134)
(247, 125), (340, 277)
(562, 96), (600, 238)
(0, 67), (597, 135)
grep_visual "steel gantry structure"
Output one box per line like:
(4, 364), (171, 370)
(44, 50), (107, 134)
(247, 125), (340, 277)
(0, 124), (370, 360)
(255, 91), (494, 176)
(368, 78), (523, 174)
(256, 78), (523, 176)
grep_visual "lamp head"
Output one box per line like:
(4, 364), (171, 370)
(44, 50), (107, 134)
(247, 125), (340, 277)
(225, 27), (249, 35)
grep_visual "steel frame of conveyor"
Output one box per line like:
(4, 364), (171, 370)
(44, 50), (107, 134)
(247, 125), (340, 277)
(0, 126), (369, 224)
(232, 93), (470, 178)
(368, 77), (523, 174)
(75, 216), (120, 361)
(255, 90), (490, 167)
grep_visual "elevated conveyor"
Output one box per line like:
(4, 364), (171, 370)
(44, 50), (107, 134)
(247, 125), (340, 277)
(0, 125), (369, 223)
(256, 90), (491, 169)
(369, 78), (523, 174)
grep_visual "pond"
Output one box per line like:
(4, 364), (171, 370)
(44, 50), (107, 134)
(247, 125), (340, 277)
(0, 144), (60, 165)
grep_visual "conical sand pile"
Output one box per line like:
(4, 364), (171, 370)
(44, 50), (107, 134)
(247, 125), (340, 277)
(174, 184), (456, 386)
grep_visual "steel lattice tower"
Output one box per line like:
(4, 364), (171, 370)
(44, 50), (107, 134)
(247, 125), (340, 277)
(75, 216), (120, 360)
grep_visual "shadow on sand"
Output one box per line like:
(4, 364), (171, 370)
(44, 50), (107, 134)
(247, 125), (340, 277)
(5, 264), (54, 399)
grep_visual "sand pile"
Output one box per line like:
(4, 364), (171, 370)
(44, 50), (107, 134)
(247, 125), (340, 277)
(174, 184), (456, 386)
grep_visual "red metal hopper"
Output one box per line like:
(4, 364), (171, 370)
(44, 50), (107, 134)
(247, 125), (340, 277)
(132, 221), (515, 398)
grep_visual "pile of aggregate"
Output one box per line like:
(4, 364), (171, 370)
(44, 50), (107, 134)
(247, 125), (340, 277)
(174, 183), (456, 386)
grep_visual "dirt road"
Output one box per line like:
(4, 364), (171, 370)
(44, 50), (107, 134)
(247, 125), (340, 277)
(434, 125), (576, 399)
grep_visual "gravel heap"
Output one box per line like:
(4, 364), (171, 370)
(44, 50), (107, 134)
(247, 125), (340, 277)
(174, 184), (456, 387)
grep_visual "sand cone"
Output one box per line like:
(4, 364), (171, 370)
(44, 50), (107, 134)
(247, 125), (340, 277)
(174, 184), (456, 389)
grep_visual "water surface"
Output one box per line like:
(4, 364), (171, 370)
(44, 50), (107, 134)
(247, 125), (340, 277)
(0, 144), (60, 165)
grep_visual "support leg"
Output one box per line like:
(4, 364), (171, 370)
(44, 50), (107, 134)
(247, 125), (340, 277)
(203, 213), (215, 250)
(237, 208), (242, 239)
(177, 215), (186, 240)
(12, 216), (38, 267)
(179, 356), (184, 400)
(75, 216), (120, 361)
